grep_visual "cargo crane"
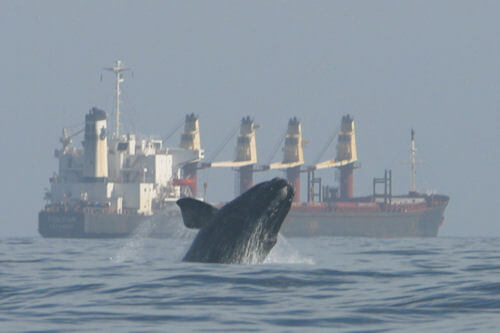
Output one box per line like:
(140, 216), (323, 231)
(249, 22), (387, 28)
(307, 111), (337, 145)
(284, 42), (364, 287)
(307, 115), (359, 202)
(59, 127), (84, 154)
(39, 56), (450, 239)
(265, 117), (305, 203)
(206, 117), (259, 195)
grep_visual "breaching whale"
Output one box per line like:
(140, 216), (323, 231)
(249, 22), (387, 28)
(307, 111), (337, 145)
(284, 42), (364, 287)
(177, 178), (294, 264)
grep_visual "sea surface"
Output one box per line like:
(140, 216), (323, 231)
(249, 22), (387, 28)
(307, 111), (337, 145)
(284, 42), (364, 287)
(1, 227), (500, 332)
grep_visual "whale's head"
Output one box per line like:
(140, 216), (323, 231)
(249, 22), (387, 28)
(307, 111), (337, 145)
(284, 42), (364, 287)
(234, 178), (293, 234)
(215, 178), (294, 262)
(178, 178), (294, 264)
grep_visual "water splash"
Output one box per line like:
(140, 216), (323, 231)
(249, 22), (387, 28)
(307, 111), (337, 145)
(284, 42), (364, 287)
(163, 215), (198, 239)
(239, 220), (266, 264)
(110, 219), (157, 263)
(226, 221), (314, 265)
(265, 234), (315, 265)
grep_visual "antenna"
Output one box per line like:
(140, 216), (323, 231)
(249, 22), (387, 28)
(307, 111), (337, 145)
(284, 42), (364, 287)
(103, 60), (131, 138)
(410, 128), (417, 193)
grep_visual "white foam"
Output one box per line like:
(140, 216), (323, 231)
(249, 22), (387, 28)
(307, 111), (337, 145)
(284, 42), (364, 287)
(265, 234), (315, 265)
(110, 219), (156, 263)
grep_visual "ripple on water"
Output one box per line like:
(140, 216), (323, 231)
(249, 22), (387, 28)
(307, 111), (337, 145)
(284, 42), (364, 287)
(0, 236), (499, 332)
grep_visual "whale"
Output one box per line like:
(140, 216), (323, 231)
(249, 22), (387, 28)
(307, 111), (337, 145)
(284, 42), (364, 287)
(177, 178), (294, 264)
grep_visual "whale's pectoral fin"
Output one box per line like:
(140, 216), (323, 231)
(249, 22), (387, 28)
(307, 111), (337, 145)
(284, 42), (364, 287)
(176, 198), (219, 229)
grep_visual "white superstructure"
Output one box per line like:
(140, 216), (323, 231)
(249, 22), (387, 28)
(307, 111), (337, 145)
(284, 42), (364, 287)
(47, 61), (203, 217)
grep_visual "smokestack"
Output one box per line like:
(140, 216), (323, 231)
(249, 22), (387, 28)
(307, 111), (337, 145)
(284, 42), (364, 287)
(83, 107), (108, 181)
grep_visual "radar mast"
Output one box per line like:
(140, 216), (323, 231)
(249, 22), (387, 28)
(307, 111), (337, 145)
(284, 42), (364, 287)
(103, 60), (131, 138)
(410, 129), (417, 193)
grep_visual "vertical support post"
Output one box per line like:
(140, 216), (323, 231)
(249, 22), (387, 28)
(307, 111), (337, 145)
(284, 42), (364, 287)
(340, 164), (354, 200)
(383, 169), (392, 206)
(239, 165), (254, 195)
(388, 169), (392, 204)
(307, 170), (311, 202)
(286, 166), (301, 203)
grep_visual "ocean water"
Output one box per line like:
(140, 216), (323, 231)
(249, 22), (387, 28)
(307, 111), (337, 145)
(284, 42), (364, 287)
(1, 228), (500, 332)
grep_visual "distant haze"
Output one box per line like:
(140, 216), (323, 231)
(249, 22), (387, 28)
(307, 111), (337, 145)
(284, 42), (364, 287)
(0, 1), (498, 237)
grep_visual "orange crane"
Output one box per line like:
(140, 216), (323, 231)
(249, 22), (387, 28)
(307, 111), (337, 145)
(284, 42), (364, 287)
(206, 117), (259, 195)
(308, 115), (359, 201)
(265, 117), (305, 203)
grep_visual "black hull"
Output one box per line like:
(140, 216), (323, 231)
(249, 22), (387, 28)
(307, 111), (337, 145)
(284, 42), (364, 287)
(38, 210), (190, 239)
(39, 198), (449, 239)
(282, 204), (447, 238)
(39, 211), (86, 238)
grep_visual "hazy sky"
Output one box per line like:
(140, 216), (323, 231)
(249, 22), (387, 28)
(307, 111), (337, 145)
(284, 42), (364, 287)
(0, 1), (498, 237)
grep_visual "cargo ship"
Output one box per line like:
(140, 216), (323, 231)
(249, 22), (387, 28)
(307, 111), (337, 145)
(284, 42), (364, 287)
(38, 61), (449, 238)
(205, 115), (449, 238)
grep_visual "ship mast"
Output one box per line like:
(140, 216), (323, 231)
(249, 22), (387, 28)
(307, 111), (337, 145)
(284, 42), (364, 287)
(410, 128), (417, 193)
(103, 60), (130, 138)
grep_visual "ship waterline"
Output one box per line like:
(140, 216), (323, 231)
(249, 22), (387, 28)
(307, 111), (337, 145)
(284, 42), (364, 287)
(39, 195), (448, 239)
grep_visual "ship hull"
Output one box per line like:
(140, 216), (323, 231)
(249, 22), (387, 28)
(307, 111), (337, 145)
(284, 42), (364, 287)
(38, 210), (192, 239)
(281, 203), (447, 238)
(39, 198), (447, 238)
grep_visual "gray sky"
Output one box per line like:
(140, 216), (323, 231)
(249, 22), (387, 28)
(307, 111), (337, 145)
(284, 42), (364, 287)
(0, 1), (498, 237)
